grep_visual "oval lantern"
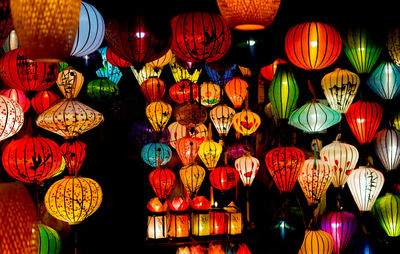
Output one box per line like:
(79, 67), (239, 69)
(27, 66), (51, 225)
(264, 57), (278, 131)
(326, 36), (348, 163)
(388, 26), (400, 67)
(0, 88), (30, 112)
(347, 166), (384, 212)
(260, 58), (287, 81)
(169, 55), (202, 83)
(180, 164), (206, 197)
(175, 137), (201, 166)
(367, 60), (400, 100)
(44, 176), (103, 225)
(373, 193), (400, 237)
(169, 80), (199, 104)
(141, 77), (166, 103)
(321, 68), (360, 113)
(174, 103), (208, 127)
(285, 21), (342, 70)
(345, 100), (383, 144)
(374, 128), (400, 171)
(232, 109), (261, 136)
(38, 223), (62, 254)
(32, 90), (60, 114)
(265, 146), (305, 193)
(200, 81), (222, 107)
(168, 121), (208, 149)
(141, 142), (172, 168)
(198, 136), (223, 170)
(87, 78), (119, 101)
(298, 229), (334, 254)
(146, 101), (172, 132)
(210, 166), (240, 191)
(106, 47), (132, 68)
(204, 63), (236, 88)
(235, 153), (260, 186)
(210, 104), (236, 136)
(224, 77), (248, 108)
(60, 140), (87, 176)
(149, 167), (176, 201)
(96, 47), (123, 85)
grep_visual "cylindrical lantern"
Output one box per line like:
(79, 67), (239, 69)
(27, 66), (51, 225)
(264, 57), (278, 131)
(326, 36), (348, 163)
(145, 101), (172, 132)
(180, 164), (206, 197)
(0, 94), (24, 142)
(285, 21), (342, 70)
(320, 211), (358, 254)
(168, 55), (202, 83)
(38, 223), (62, 254)
(210, 208), (228, 235)
(147, 197), (168, 240)
(388, 26), (400, 67)
(374, 128), (400, 171)
(44, 176), (103, 225)
(224, 77), (248, 108)
(87, 78), (119, 101)
(210, 166), (240, 191)
(298, 229), (334, 254)
(31, 90), (60, 115)
(175, 136), (201, 166)
(232, 109), (261, 136)
(347, 166), (385, 212)
(191, 196), (211, 237)
(60, 140), (87, 176)
(204, 64), (236, 88)
(265, 146), (305, 192)
(169, 80), (199, 104)
(224, 202), (243, 235)
(96, 47), (123, 84)
(140, 77), (166, 103)
(210, 104), (235, 136)
(321, 68), (360, 113)
(367, 61), (400, 100)
(345, 100), (383, 144)
(141, 142), (172, 168)
(168, 121), (207, 149)
(235, 153), (260, 186)
(373, 193), (400, 237)
(260, 58), (287, 81)
(200, 81), (222, 107)
(0, 88), (30, 112)
(149, 167), (176, 201)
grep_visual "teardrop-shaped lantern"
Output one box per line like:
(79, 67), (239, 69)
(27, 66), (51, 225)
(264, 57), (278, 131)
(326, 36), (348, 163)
(141, 143), (172, 168)
(367, 61), (400, 100)
(374, 128), (400, 171)
(149, 167), (176, 201)
(388, 26), (400, 67)
(298, 229), (334, 254)
(205, 64), (236, 88)
(140, 77), (166, 103)
(347, 166), (384, 212)
(210, 104), (235, 136)
(260, 58), (287, 81)
(60, 140), (87, 176)
(146, 101), (172, 132)
(232, 109), (261, 136)
(175, 137), (201, 166)
(169, 80), (199, 104)
(56, 67), (84, 99)
(168, 55), (202, 83)
(174, 103), (207, 127)
(168, 122), (207, 149)
(235, 153), (260, 186)
(200, 82), (222, 107)
(180, 164), (206, 197)
(373, 193), (400, 237)
(321, 68), (360, 113)
(198, 134), (223, 170)
(209, 166), (240, 191)
(224, 77), (248, 108)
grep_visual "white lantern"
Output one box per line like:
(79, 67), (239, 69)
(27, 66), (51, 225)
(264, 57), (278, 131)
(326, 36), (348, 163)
(234, 153), (260, 186)
(0, 95), (24, 142)
(374, 128), (400, 171)
(168, 122), (208, 149)
(147, 213), (168, 239)
(210, 104), (235, 136)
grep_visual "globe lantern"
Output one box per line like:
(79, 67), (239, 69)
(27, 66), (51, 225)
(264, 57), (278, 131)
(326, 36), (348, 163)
(235, 153), (260, 186)
(387, 26), (400, 67)
(0, 95), (23, 142)
(168, 121), (207, 149)
(345, 100), (383, 144)
(210, 104), (236, 136)
(224, 77), (248, 108)
(60, 140), (86, 176)
(31, 90), (60, 115)
(96, 47), (123, 84)
(0, 88), (30, 112)
(169, 80), (199, 104)
(180, 164), (206, 197)
(298, 229), (334, 254)
(140, 77), (166, 103)
(131, 64), (162, 85)
(209, 166), (240, 191)
(204, 64), (236, 88)
(147, 50), (173, 70)
(106, 47), (132, 68)
(321, 68), (360, 113)
(38, 223), (62, 254)
(285, 21), (342, 70)
(232, 109), (261, 136)
(265, 146), (305, 192)
(149, 167), (176, 201)
(44, 176), (103, 225)
(373, 193), (400, 237)
(367, 61), (400, 100)
(146, 197), (168, 240)
(175, 136), (202, 166)
(87, 78), (119, 101)
(174, 103), (208, 127)
(347, 166), (384, 212)
(146, 101), (172, 132)
(169, 55), (202, 83)
(260, 58), (287, 81)
(200, 81), (222, 107)
(374, 128), (400, 171)
(0, 0), (12, 47)
(141, 142), (172, 168)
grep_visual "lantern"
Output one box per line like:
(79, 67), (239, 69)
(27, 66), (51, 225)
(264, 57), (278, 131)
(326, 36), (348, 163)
(0, 0), (12, 47)
(146, 197), (168, 239)
(87, 78), (119, 101)
(52, 156), (66, 178)
(131, 64), (162, 85)
(168, 121), (207, 149)
(374, 128), (400, 171)
(191, 196), (211, 237)
(96, 47), (123, 84)
(174, 103), (208, 127)
(224, 202), (243, 235)
(298, 157), (333, 205)
(285, 22), (342, 70)
(198, 136), (223, 169)
(0, 88), (30, 112)
(70, 1), (105, 57)
(141, 142), (172, 168)
(140, 77), (166, 103)
(31, 90), (60, 115)
(44, 176), (102, 225)
(2, 135), (63, 184)
(387, 26), (400, 66)
(147, 50), (173, 70)
(146, 101), (172, 132)
(345, 100), (383, 144)
(210, 208), (228, 235)
(169, 55), (202, 83)
(210, 166), (240, 191)
(149, 167), (176, 201)
(268, 64), (299, 119)
(321, 68), (360, 113)
(265, 146), (305, 192)
(0, 95), (24, 142)
(200, 81), (222, 107)
(232, 109), (261, 136)
(60, 140), (86, 176)
(0, 182), (38, 253)
(106, 47), (132, 68)
(343, 27), (382, 74)
(260, 58), (287, 81)
(10, 0), (81, 62)
(56, 67), (84, 98)
(205, 64), (237, 87)
(224, 77), (248, 108)
(347, 166), (384, 212)
(2, 29), (19, 53)
(38, 223), (62, 254)
(237, 244), (252, 254)
(227, 142), (254, 160)
(264, 102), (280, 125)
(180, 164), (206, 197)
(367, 60), (400, 100)
(235, 153), (260, 186)
(289, 101), (341, 134)
(168, 197), (190, 238)
(372, 193), (400, 237)
(210, 104), (236, 136)
(320, 211), (357, 254)
(175, 137), (201, 166)
(130, 121), (171, 149)
(298, 229), (334, 254)
(169, 80), (199, 104)
(170, 12), (231, 65)
(320, 140), (359, 187)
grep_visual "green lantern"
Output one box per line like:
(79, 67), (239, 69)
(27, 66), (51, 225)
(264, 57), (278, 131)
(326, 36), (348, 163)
(38, 223), (61, 254)
(343, 27), (382, 74)
(373, 193), (400, 237)
(87, 78), (119, 101)
(268, 64), (299, 119)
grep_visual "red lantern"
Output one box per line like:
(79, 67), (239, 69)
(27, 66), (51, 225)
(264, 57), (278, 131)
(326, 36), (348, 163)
(0, 48), (58, 91)
(170, 12), (231, 65)
(149, 167), (176, 201)
(140, 77), (166, 103)
(0, 0), (13, 47)
(345, 100), (383, 144)
(147, 197), (167, 213)
(169, 80), (199, 104)
(210, 208), (227, 235)
(0, 88), (30, 112)
(105, 47), (132, 68)
(260, 58), (288, 81)
(224, 77), (249, 108)
(209, 166), (240, 191)
(60, 140), (87, 176)
(175, 136), (202, 166)
(190, 196), (211, 210)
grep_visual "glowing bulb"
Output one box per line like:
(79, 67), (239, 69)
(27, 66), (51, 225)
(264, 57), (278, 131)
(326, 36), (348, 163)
(358, 47), (365, 51)
(357, 118), (365, 124)
(247, 39), (256, 46)
(310, 41), (318, 47)
(135, 32), (146, 38)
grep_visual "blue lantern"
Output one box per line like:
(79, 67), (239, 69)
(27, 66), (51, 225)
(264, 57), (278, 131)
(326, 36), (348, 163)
(141, 142), (172, 167)
(96, 47), (123, 84)
(367, 60), (400, 100)
(205, 64), (237, 87)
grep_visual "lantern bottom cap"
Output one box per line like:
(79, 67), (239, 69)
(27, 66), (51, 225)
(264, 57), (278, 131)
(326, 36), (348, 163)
(234, 24), (266, 31)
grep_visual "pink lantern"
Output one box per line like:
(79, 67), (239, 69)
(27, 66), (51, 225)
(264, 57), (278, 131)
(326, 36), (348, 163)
(0, 88), (30, 112)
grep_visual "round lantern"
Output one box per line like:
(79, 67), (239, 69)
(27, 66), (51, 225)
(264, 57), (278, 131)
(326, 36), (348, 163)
(232, 109), (261, 136)
(265, 146), (305, 193)
(180, 164), (206, 197)
(285, 21), (342, 70)
(131, 64), (162, 85)
(0, 95), (23, 142)
(87, 78), (119, 101)
(367, 60), (400, 100)
(345, 100), (383, 144)
(2, 135), (63, 184)
(31, 90), (60, 115)
(204, 64), (236, 88)
(174, 103), (208, 127)
(374, 128), (400, 171)
(141, 142), (172, 168)
(175, 137), (201, 166)
(260, 58), (287, 81)
(0, 88), (29, 112)
(210, 104), (236, 136)
(321, 68), (360, 113)
(268, 64), (299, 119)
(168, 121), (207, 149)
(298, 157), (333, 205)
(320, 140), (359, 187)
(388, 26), (400, 67)
(224, 77), (248, 108)
(44, 176), (102, 225)
(147, 50), (173, 70)
(347, 166), (384, 212)
(169, 80), (199, 104)
(10, 0), (81, 62)
(60, 140), (87, 175)
(298, 229), (334, 254)
(0, 0), (12, 47)
(169, 55), (202, 83)
(320, 211), (358, 254)
(289, 101), (342, 134)
(106, 47), (132, 68)
(343, 27), (382, 74)
(96, 47), (123, 84)
(70, 1), (105, 57)
(149, 167), (176, 201)
(198, 135), (223, 170)
(200, 81), (222, 107)
(235, 153), (260, 186)
(210, 166), (240, 191)
(140, 77), (166, 103)
(373, 193), (400, 237)
(227, 142), (254, 160)
(38, 223), (62, 254)
(0, 48), (58, 91)
(146, 101), (172, 132)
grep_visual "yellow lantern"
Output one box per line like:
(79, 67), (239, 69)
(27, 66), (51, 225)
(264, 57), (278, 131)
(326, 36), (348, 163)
(131, 64), (162, 86)
(180, 164), (206, 197)
(147, 50), (173, 70)
(232, 109), (261, 136)
(224, 201), (243, 235)
(145, 101), (172, 132)
(169, 55), (202, 83)
(200, 81), (222, 107)
(191, 197), (211, 237)
(198, 125), (223, 169)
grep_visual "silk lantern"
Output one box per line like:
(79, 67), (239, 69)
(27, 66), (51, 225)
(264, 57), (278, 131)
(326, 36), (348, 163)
(227, 142), (254, 160)
(225, 77), (248, 108)
(87, 78), (119, 101)
(60, 140), (86, 176)
(146, 101), (172, 132)
(198, 133), (223, 169)
(44, 176), (102, 225)
(210, 104), (236, 136)
(168, 197), (190, 238)
(367, 61), (400, 100)
(210, 208), (228, 235)
(169, 80), (199, 104)
(169, 55), (202, 83)
(147, 50), (173, 70)
(0, 95), (24, 142)
(265, 146), (305, 192)
(373, 193), (400, 237)
(10, 0), (81, 62)
(387, 27), (400, 67)
(298, 229), (334, 254)
(232, 109), (261, 136)
(345, 100), (383, 144)
(175, 136), (201, 166)
(0, 0), (12, 47)
(235, 153), (260, 186)
(204, 64), (236, 88)
(0, 88), (30, 112)
(180, 164), (206, 197)
(149, 167), (176, 201)
(321, 68), (360, 113)
(320, 140), (359, 187)
(106, 47), (132, 68)
(131, 64), (162, 85)
(141, 77), (166, 103)
(347, 166), (384, 212)
(38, 223), (62, 254)
(147, 197), (168, 239)
(374, 128), (400, 171)
(191, 196), (211, 237)
(268, 64), (299, 119)
(210, 166), (240, 191)
(260, 58), (287, 81)
(200, 81), (222, 107)
(174, 103), (208, 127)
(224, 202), (243, 235)
(168, 121), (207, 149)
(285, 21), (342, 70)
(56, 67), (84, 99)
(31, 90), (60, 115)
(141, 142), (172, 168)
(96, 47), (123, 84)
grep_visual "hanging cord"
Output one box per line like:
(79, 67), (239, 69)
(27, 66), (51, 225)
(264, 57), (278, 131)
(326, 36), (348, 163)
(307, 80), (317, 103)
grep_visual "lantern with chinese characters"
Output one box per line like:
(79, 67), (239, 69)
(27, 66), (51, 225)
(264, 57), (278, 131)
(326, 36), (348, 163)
(106, 47), (132, 68)
(168, 196), (190, 239)
(56, 67), (84, 99)
(367, 61), (400, 100)
(388, 27), (400, 67)
(260, 58), (287, 81)
(345, 100), (383, 144)
(141, 143), (172, 168)
(210, 208), (227, 235)
(191, 196), (211, 237)
(224, 202), (243, 235)
(146, 101), (172, 132)
(44, 176), (103, 225)
(374, 128), (400, 171)
(60, 140), (86, 175)
(38, 223), (62, 254)
(210, 166), (240, 191)
(347, 166), (384, 212)
(320, 211), (357, 254)
(87, 78), (119, 101)
(140, 77), (166, 103)
(265, 146), (305, 192)
(169, 55), (202, 83)
(174, 103), (208, 127)
(146, 197), (168, 239)
(285, 21), (342, 70)
(225, 77), (248, 108)
(298, 229), (334, 254)
(175, 136), (201, 166)
(0, 94), (24, 142)
(321, 68), (360, 113)
(232, 109), (261, 136)
(149, 167), (176, 201)
(205, 64), (236, 88)
(168, 121), (207, 149)
(0, 88), (30, 112)
(31, 90), (60, 115)
(96, 47), (123, 84)
(373, 193), (400, 237)
(147, 50), (173, 70)
(198, 126), (223, 169)
(180, 164), (206, 197)
(169, 80), (199, 104)
(235, 153), (260, 186)
(210, 104), (235, 136)
(200, 81), (222, 107)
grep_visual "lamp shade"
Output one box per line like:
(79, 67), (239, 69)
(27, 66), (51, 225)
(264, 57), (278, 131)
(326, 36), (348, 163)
(387, 26), (400, 67)
(210, 166), (240, 191)
(367, 60), (400, 100)
(44, 176), (103, 225)
(0, 88), (30, 112)
(169, 80), (199, 104)
(374, 128), (400, 171)
(149, 167), (176, 201)
(200, 82), (222, 107)
(31, 90), (60, 115)
(60, 140), (86, 176)
(224, 77), (248, 108)
(298, 229), (334, 254)
(232, 109), (261, 136)
(147, 50), (173, 70)
(131, 64), (161, 86)
(38, 223), (62, 254)
(260, 58), (287, 81)
(285, 21), (342, 70)
(96, 47), (123, 84)
(210, 104), (235, 136)
(0, 94), (24, 142)
(140, 77), (166, 103)
(345, 100), (383, 144)
(174, 103), (208, 127)
(321, 68), (360, 113)
(204, 64), (236, 88)
(198, 138), (223, 169)
(87, 78), (119, 101)
(180, 164), (206, 197)
(145, 101), (172, 132)
(168, 121), (207, 149)
(265, 146), (305, 192)
(141, 142), (172, 168)
(373, 193), (400, 237)
(175, 136), (201, 166)
(235, 153), (260, 186)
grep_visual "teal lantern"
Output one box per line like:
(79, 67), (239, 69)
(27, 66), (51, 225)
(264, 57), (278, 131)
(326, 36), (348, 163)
(96, 47), (123, 84)
(367, 61), (400, 100)
(87, 78), (119, 101)
(141, 142), (172, 168)
(38, 223), (61, 254)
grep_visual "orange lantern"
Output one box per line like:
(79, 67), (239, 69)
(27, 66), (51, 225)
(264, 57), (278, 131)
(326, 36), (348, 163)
(149, 167), (176, 201)
(146, 197), (168, 239)
(232, 109), (261, 136)
(260, 58), (288, 81)
(175, 136), (202, 166)
(169, 80), (199, 104)
(168, 196), (190, 238)
(210, 208), (228, 235)
(225, 77), (248, 108)
(31, 90), (60, 115)
(191, 196), (211, 237)
(180, 164), (206, 197)
(140, 77), (166, 103)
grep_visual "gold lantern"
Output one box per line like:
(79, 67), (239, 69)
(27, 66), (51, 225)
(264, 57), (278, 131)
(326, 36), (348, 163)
(224, 202), (243, 235)
(198, 124), (223, 169)
(56, 67), (84, 99)
(232, 109), (261, 136)
(146, 101), (172, 132)
(147, 50), (173, 70)
(131, 64), (162, 86)
(200, 81), (222, 107)
(180, 164), (206, 197)
(169, 54), (202, 83)
(190, 196), (211, 237)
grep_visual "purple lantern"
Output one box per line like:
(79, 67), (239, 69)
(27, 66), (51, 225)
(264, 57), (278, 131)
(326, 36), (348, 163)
(129, 120), (170, 148)
(226, 142), (254, 160)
